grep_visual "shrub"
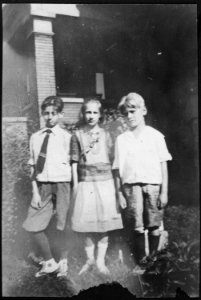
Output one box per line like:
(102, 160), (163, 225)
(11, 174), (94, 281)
(2, 121), (30, 254)
(141, 240), (200, 297)
(164, 205), (200, 243)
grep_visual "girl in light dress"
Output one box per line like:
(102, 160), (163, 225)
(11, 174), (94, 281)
(70, 99), (123, 275)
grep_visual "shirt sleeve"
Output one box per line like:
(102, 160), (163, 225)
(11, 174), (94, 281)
(70, 133), (81, 163)
(112, 138), (120, 170)
(157, 135), (172, 162)
(28, 135), (35, 165)
(105, 130), (114, 163)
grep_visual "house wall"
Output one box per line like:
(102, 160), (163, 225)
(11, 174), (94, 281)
(3, 35), (40, 134)
(53, 6), (198, 205)
(3, 40), (29, 117)
(3, 4), (199, 206)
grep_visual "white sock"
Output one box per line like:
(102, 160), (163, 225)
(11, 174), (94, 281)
(85, 244), (95, 261)
(96, 242), (108, 266)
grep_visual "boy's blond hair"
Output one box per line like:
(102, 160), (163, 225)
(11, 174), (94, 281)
(118, 92), (145, 114)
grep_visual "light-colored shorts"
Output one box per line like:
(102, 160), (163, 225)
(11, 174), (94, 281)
(122, 183), (163, 231)
(22, 182), (71, 232)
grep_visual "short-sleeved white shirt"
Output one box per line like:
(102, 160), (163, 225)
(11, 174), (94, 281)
(112, 126), (172, 184)
(29, 124), (72, 182)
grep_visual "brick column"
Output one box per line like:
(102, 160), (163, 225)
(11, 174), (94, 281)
(32, 18), (56, 127)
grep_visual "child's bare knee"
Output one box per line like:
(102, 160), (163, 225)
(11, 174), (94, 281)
(134, 227), (144, 234)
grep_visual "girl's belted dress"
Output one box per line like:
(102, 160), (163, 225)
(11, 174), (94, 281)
(71, 128), (123, 232)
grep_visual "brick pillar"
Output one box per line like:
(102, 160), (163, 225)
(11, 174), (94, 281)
(32, 18), (56, 127)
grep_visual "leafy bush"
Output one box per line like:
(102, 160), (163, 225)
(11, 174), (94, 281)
(2, 121), (30, 254)
(139, 205), (200, 297)
(164, 205), (200, 244)
(141, 240), (200, 297)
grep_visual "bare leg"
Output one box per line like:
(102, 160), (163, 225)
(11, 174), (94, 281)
(79, 234), (95, 275)
(96, 233), (110, 275)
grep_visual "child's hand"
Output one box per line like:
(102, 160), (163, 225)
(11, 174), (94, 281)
(157, 193), (168, 209)
(117, 191), (127, 209)
(31, 192), (42, 209)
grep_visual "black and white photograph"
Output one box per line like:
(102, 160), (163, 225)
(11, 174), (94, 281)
(2, 3), (199, 298)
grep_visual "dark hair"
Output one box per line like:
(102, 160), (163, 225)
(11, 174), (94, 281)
(41, 96), (64, 113)
(79, 98), (104, 124)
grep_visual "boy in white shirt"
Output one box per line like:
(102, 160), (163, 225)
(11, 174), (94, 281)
(23, 96), (71, 277)
(113, 92), (172, 274)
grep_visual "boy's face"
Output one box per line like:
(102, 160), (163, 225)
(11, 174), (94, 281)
(42, 106), (62, 128)
(84, 103), (100, 127)
(124, 100), (147, 129)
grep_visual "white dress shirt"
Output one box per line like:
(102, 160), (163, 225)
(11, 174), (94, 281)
(28, 124), (72, 182)
(112, 126), (172, 184)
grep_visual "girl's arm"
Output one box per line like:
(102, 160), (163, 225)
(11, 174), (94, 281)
(105, 130), (114, 163)
(72, 162), (78, 199)
(158, 161), (168, 209)
(70, 133), (80, 190)
(72, 162), (78, 187)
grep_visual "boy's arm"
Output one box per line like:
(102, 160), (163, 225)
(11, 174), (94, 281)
(158, 161), (168, 209)
(28, 136), (42, 209)
(113, 169), (127, 209)
(72, 162), (78, 186)
(113, 137), (127, 209)
(30, 166), (42, 209)
(70, 133), (80, 197)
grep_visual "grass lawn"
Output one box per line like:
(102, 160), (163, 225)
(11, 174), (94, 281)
(2, 205), (200, 298)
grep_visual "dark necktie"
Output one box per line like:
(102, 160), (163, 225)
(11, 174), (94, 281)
(36, 129), (52, 174)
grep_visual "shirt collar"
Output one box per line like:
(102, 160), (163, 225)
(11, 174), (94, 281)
(126, 125), (147, 140)
(40, 124), (61, 135)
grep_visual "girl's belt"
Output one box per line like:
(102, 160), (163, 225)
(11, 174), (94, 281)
(78, 163), (113, 182)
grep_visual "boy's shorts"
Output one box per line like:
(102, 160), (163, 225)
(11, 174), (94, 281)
(22, 182), (71, 232)
(122, 183), (163, 231)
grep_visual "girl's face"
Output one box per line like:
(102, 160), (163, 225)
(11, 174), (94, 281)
(84, 102), (101, 127)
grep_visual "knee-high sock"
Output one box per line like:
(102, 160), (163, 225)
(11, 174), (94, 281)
(32, 231), (52, 261)
(56, 230), (68, 259)
(148, 234), (160, 256)
(97, 241), (108, 266)
(133, 232), (146, 264)
(85, 244), (95, 262)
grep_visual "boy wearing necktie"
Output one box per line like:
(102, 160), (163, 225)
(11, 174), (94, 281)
(23, 96), (71, 277)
